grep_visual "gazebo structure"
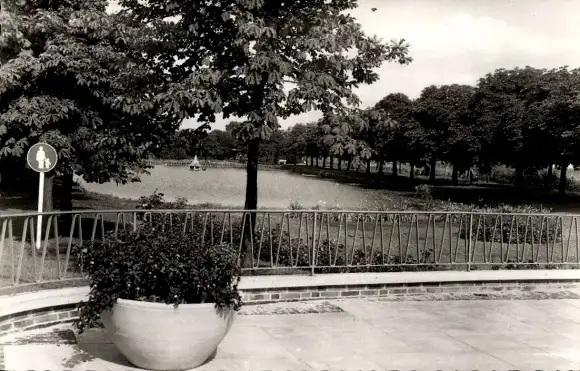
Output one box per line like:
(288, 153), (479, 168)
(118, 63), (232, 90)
(189, 155), (201, 171)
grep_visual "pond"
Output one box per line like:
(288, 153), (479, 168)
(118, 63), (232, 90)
(76, 166), (405, 209)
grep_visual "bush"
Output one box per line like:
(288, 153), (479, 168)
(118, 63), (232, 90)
(566, 176), (580, 193)
(73, 222), (243, 333)
(253, 227), (440, 273)
(138, 190), (189, 210)
(489, 166), (580, 193)
(459, 204), (561, 244)
(414, 184), (432, 201)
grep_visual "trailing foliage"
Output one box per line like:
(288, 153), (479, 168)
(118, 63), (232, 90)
(73, 222), (243, 333)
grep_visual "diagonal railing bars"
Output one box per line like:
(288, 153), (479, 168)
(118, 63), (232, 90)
(0, 209), (579, 288)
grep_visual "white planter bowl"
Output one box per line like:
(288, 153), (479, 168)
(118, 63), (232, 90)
(100, 299), (236, 371)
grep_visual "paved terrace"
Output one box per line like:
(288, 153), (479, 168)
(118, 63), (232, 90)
(2, 292), (580, 370)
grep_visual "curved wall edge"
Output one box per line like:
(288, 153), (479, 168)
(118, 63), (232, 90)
(1, 270), (580, 337)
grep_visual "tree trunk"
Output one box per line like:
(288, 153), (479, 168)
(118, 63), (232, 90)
(514, 165), (525, 191)
(43, 173), (54, 211)
(347, 158), (352, 171)
(410, 164), (415, 180)
(58, 171), (74, 232)
(378, 160), (384, 175)
(451, 165), (459, 185)
(559, 163), (568, 196)
(242, 138), (260, 268)
(322, 157), (327, 169)
(59, 172), (74, 211)
(310, 157), (313, 167)
(429, 157), (437, 182)
(329, 155), (334, 169)
(392, 160), (398, 177)
(315, 157), (319, 167)
(548, 164), (553, 178)
(338, 158), (342, 170)
(366, 159), (371, 175)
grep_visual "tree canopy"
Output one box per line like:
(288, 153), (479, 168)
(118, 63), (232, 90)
(0, 0), (184, 209)
(118, 0), (412, 215)
(415, 84), (476, 183)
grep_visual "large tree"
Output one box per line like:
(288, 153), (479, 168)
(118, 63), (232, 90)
(284, 124), (308, 165)
(533, 67), (580, 196)
(199, 129), (236, 161)
(259, 129), (285, 164)
(414, 84), (477, 183)
(324, 109), (374, 171)
(155, 126), (209, 159)
(119, 0), (411, 263)
(471, 67), (547, 190)
(372, 93), (414, 177)
(0, 0), (181, 212)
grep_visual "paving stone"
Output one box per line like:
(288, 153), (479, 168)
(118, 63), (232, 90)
(2, 296), (580, 370)
(238, 300), (343, 315)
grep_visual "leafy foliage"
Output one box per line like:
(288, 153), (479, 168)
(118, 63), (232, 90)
(118, 0), (412, 213)
(414, 84), (477, 181)
(371, 93), (415, 170)
(471, 68), (547, 182)
(0, 0), (185, 186)
(458, 205), (561, 244)
(73, 222), (243, 333)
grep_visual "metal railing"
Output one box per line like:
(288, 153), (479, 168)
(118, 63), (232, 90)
(1, 209), (579, 288)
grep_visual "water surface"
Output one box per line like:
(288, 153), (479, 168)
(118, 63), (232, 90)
(77, 166), (400, 209)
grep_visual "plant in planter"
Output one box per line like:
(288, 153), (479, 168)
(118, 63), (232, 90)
(74, 221), (243, 371)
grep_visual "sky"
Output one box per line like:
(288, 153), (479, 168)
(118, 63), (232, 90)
(109, 0), (580, 131)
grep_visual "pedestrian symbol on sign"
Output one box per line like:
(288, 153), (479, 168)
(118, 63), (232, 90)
(26, 142), (59, 249)
(27, 142), (57, 173)
(36, 146), (46, 170)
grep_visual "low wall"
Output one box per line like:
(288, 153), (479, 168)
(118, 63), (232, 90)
(1, 270), (580, 336)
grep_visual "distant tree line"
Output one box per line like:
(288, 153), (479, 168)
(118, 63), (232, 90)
(154, 121), (288, 164)
(156, 66), (580, 196)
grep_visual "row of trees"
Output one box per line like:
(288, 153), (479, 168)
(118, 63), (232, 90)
(293, 67), (580, 198)
(155, 121), (286, 163)
(158, 66), (580, 197)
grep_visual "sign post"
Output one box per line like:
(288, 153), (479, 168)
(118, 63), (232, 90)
(26, 143), (58, 250)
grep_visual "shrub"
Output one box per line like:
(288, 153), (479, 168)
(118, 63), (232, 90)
(489, 167), (580, 193)
(288, 200), (303, 210)
(73, 222), (243, 333)
(566, 176), (580, 193)
(459, 204), (561, 244)
(414, 184), (432, 201)
(253, 227), (440, 273)
(491, 260), (542, 270)
(138, 190), (188, 210)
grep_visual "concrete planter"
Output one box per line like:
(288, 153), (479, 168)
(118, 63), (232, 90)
(100, 299), (236, 371)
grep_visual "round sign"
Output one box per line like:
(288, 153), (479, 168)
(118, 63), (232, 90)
(26, 143), (58, 173)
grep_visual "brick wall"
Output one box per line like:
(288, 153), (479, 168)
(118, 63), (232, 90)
(1, 278), (579, 337)
(0, 304), (78, 337)
(239, 279), (580, 303)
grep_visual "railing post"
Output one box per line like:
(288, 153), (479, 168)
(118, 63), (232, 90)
(467, 213), (473, 272)
(311, 212), (317, 276)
